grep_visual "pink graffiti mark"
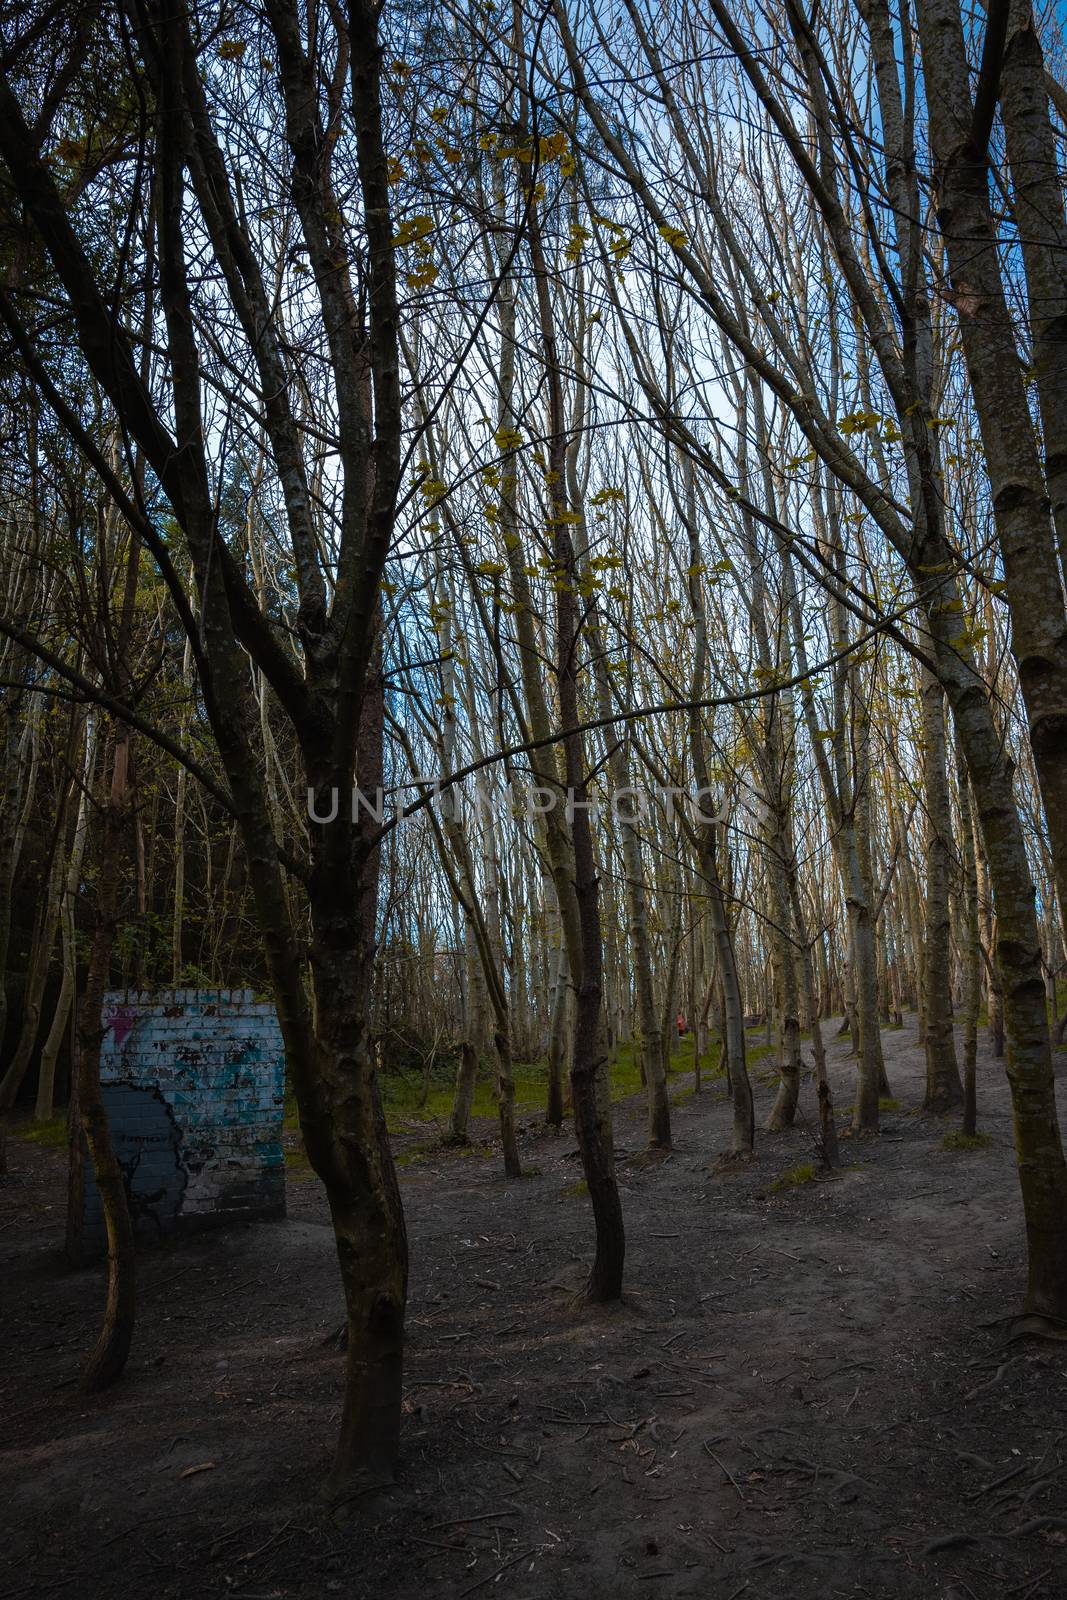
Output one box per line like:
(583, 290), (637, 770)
(105, 1006), (139, 1050)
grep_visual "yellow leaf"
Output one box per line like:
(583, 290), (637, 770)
(392, 215), (434, 247)
(838, 409), (880, 437)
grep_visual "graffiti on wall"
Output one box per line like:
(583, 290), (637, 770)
(77, 989), (286, 1256)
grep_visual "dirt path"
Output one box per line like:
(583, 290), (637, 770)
(2, 1018), (1066, 1600)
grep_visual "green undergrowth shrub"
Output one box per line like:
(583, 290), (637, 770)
(371, 1033), (724, 1132)
(285, 1025), (738, 1160)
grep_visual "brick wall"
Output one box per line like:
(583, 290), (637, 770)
(77, 989), (286, 1255)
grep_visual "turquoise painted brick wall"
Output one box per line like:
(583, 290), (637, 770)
(80, 989), (286, 1250)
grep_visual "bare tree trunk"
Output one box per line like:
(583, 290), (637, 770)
(789, 875), (839, 1167)
(546, 926), (569, 1131)
(78, 728), (136, 1392)
(0, 758), (76, 1111)
(528, 193), (624, 1300)
(448, 1042), (479, 1146)
(701, 823), (754, 1156)
(0, 676), (41, 1151)
(764, 804), (803, 1132)
(171, 627), (193, 983)
(975, 840), (1004, 1057)
(680, 459), (753, 1155)
(919, 0), (1067, 931)
(957, 750), (982, 1136)
(921, 667), (964, 1110)
(997, 1), (1067, 600)
(35, 717), (95, 1122)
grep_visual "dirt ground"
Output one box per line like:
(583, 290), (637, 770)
(2, 1016), (1066, 1600)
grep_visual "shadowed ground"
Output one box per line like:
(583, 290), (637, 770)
(2, 1015), (1065, 1600)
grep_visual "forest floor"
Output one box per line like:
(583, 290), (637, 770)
(2, 1017), (1067, 1600)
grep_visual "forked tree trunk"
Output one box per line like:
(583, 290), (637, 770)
(0, 0), (415, 1488)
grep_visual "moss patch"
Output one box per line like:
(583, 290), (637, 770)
(283, 1140), (315, 1180)
(282, 1089), (301, 1133)
(771, 1161), (818, 1191)
(395, 1139), (494, 1168)
(941, 1129), (992, 1152)
(17, 1115), (68, 1149)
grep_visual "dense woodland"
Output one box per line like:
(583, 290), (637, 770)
(2, 0), (1067, 1567)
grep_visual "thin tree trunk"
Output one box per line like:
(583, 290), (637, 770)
(36, 714), (95, 1121)
(680, 458), (753, 1155)
(921, 667), (964, 1110)
(528, 191), (624, 1300)
(448, 1042), (479, 1145)
(78, 728), (136, 1392)
(918, 0), (1067, 933)
(957, 750), (982, 1136)
(546, 928), (569, 1131)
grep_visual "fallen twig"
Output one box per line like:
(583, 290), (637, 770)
(458, 1546), (535, 1596)
(965, 1460), (1028, 1501)
(430, 1506), (522, 1531)
(702, 1440), (745, 1502)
